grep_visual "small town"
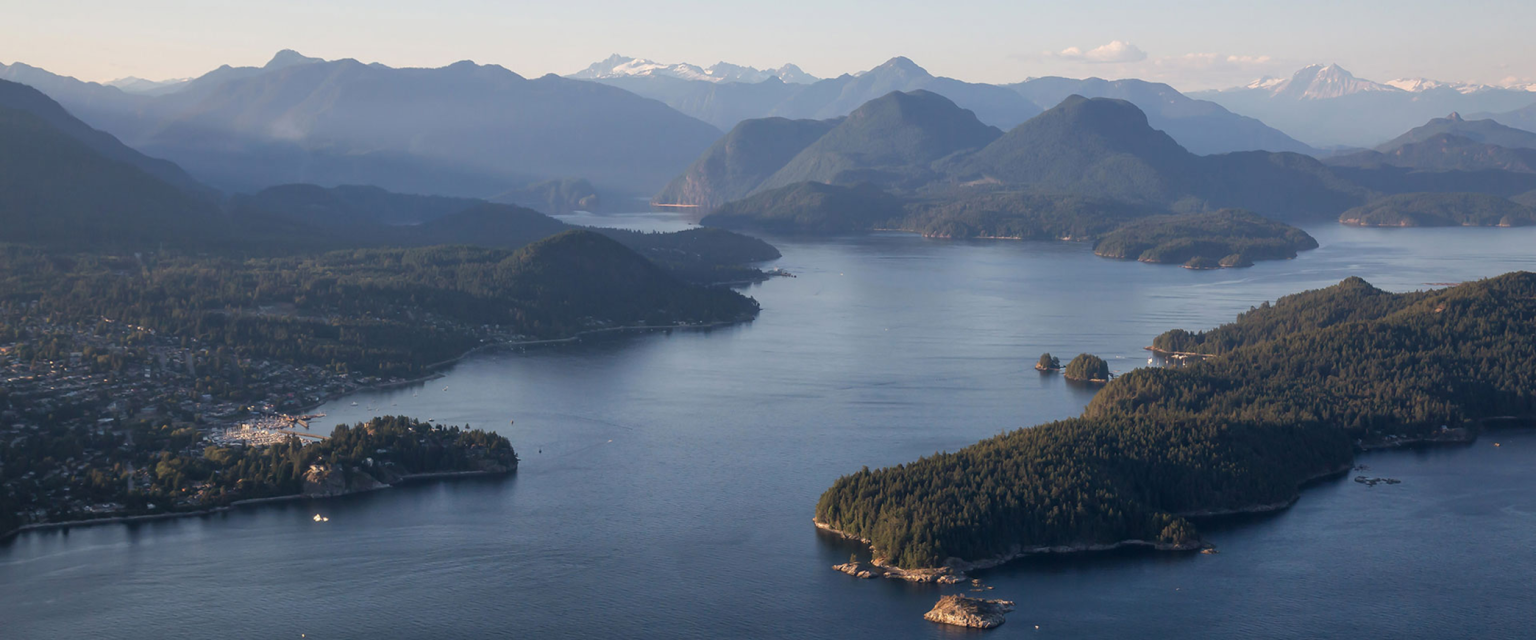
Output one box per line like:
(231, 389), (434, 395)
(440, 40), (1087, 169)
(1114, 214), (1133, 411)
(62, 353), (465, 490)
(0, 306), (421, 526)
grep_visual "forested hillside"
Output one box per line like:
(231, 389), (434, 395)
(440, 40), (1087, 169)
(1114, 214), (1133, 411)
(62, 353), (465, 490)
(816, 272), (1536, 569)
(0, 231), (759, 378)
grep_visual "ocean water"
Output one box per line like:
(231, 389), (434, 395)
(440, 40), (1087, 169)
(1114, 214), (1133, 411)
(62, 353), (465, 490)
(4, 219), (1534, 639)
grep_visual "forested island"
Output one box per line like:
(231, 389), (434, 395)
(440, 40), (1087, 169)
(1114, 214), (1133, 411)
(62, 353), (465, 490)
(1062, 354), (1110, 382)
(815, 272), (1536, 572)
(1338, 192), (1536, 227)
(1091, 210), (1319, 269)
(705, 183), (1319, 268)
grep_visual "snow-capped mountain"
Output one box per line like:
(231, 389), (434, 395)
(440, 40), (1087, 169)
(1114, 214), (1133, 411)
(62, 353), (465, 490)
(571, 54), (817, 84)
(1384, 77), (1507, 94)
(1243, 76), (1287, 91)
(1194, 63), (1536, 148)
(1232, 65), (1534, 100)
(1264, 64), (1401, 100)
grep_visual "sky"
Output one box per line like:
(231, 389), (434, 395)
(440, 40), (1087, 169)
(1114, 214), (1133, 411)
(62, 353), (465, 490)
(5, 0), (1536, 92)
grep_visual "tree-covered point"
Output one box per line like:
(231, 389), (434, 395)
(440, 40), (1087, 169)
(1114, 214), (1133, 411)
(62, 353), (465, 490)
(1338, 192), (1536, 227)
(0, 416), (515, 535)
(816, 272), (1536, 569)
(1062, 353), (1110, 382)
(0, 231), (758, 377)
(1091, 210), (1318, 268)
(1035, 353), (1061, 371)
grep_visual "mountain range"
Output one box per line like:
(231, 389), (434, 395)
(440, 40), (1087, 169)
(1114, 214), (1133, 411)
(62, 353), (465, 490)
(0, 100), (219, 248)
(674, 91), (1370, 222)
(1326, 113), (1536, 174)
(2, 51), (723, 198)
(1485, 102), (1536, 134)
(0, 79), (207, 194)
(0, 86), (778, 282)
(9, 50), (1536, 207)
(571, 54), (818, 84)
(581, 56), (1042, 132)
(755, 90), (1002, 193)
(578, 56), (1311, 156)
(1194, 64), (1536, 148)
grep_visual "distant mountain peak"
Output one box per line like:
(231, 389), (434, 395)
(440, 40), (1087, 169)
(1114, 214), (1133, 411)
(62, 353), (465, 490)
(1446, 111), (1464, 122)
(1249, 63), (1401, 100)
(569, 54), (818, 84)
(265, 49), (324, 70)
(870, 56), (930, 77)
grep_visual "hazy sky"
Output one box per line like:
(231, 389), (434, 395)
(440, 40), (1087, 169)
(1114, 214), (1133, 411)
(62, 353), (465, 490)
(6, 0), (1536, 91)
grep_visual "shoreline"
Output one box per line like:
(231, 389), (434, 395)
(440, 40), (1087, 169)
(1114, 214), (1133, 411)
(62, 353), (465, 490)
(2, 469), (511, 540)
(815, 461), (1356, 582)
(285, 315), (758, 426)
(819, 425), (1534, 582)
(1144, 345), (1216, 359)
(6, 314), (753, 542)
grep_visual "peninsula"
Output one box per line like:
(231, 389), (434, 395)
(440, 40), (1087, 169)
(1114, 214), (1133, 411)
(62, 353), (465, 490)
(816, 272), (1536, 574)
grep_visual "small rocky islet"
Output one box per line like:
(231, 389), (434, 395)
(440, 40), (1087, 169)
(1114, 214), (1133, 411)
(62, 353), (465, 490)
(923, 594), (1017, 629)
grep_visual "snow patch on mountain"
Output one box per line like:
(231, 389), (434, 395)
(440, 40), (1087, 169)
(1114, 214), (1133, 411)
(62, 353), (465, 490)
(571, 54), (818, 84)
(1385, 77), (1507, 94)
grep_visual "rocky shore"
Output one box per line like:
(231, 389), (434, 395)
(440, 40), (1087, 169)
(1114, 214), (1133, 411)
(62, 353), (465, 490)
(4, 466), (514, 539)
(816, 462), (1358, 582)
(818, 519), (1199, 584)
(831, 560), (966, 584)
(924, 595), (1016, 629)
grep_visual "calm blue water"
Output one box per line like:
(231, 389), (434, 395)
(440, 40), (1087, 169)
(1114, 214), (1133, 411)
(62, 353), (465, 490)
(3, 219), (1535, 639)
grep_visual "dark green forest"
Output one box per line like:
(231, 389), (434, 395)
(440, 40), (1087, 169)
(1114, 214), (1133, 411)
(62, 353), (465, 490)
(1091, 210), (1318, 268)
(1339, 192), (1536, 227)
(708, 182), (1317, 268)
(0, 416), (516, 535)
(815, 272), (1536, 569)
(1063, 354), (1110, 381)
(0, 231), (758, 378)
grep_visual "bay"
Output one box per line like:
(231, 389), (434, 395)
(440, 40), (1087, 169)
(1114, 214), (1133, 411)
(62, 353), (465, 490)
(3, 219), (1533, 639)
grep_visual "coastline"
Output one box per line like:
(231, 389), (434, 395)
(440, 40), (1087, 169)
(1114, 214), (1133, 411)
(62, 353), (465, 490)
(819, 518), (1200, 584)
(2, 469), (512, 540)
(816, 461), (1355, 582)
(819, 423), (1533, 583)
(5, 314), (753, 543)
(422, 316), (755, 369)
(1144, 345), (1216, 359)
(286, 315), (758, 425)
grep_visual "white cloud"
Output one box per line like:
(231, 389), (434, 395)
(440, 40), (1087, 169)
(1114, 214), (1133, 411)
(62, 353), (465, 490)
(1047, 41), (1148, 64)
(1157, 53), (1276, 73)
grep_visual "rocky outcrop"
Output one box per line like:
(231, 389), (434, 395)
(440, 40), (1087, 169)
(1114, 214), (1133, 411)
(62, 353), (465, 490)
(924, 595), (1015, 629)
(301, 464), (387, 497)
(831, 560), (965, 584)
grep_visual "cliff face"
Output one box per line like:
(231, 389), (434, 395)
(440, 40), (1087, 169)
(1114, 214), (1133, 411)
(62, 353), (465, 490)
(923, 595), (1015, 628)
